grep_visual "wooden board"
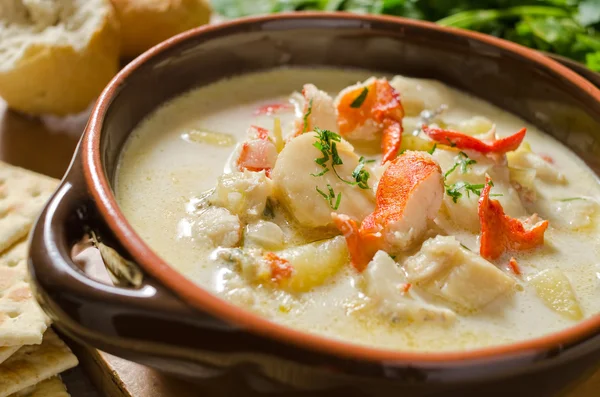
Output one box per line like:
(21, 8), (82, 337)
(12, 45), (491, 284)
(1, 92), (600, 397)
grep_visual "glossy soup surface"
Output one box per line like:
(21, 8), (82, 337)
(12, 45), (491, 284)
(116, 68), (600, 352)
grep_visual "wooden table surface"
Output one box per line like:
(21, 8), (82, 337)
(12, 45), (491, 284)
(1, 98), (600, 397)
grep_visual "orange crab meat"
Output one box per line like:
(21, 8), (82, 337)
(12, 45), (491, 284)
(423, 126), (526, 155)
(331, 213), (378, 272)
(333, 151), (443, 271)
(237, 126), (277, 176)
(478, 176), (549, 260)
(337, 79), (405, 164)
(264, 252), (293, 283)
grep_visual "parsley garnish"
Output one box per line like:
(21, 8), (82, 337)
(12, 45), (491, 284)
(310, 168), (330, 177)
(350, 87), (369, 108)
(445, 182), (486, 203)
(443, 152), (482, 202)
(351, 157), (372, 189)
(444, 152), (476, 179)
(313, 128), (342, 167)
(427, 143), (437, 155)
(316, 184), (342, 210)
(302, 99), (313, 134)
(445, 137), (457, 147)
(445, 180), (492, 203)
(312, 128), (372, 190)
(558, 197), (586, 202)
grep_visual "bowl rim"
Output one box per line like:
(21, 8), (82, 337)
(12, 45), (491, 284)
(83, 12), (600, 364)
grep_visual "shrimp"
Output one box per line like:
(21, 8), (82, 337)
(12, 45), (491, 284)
(295, 79), (405, 164)
(237, 125), (278, 177)
(295, 84), (338, 135)
(479, 176), (549, 260)
(336, 78), (405, 164)
(423, 125), (526, 155)
(333, 151), (443, 271)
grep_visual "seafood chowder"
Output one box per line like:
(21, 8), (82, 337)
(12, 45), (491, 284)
(116, 68), (600, 352)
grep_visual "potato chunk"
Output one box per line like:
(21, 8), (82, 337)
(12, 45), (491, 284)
(507, 144), (566, 184)
(210, 170), (273, 220)
(276, 236), (349, 292)
(549, 198), (598, 230)
(530, 269), (583, 320)
(389, 76), (454, 117)
(364, 251), (456, 323)
(404, 236), (516, 311)
(272, 133), (375, 227)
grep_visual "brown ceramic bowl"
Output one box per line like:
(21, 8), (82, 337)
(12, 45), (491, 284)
(28, 13), (600, 396)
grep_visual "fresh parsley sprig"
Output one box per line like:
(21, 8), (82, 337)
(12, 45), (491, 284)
(351, 156), (375, 189)
(445, 180), (492, 203)
(312, 128), (373, 190)
(443, 151), (487, 202)
(316, 184), (342, 210)
(302, 99), (313, 134)
(444, 151), (477, 179)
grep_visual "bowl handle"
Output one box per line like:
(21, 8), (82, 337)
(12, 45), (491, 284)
(28, 175), (234, 354)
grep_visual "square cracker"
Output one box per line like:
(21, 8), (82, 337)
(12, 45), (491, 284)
(0, 241), (50, 347)
(10, 377), (70, 397)
(0, 162), (58, 255)
(0, 329), (78, 397)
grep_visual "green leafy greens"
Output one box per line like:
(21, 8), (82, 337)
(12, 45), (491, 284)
(212, 0), (600, 72)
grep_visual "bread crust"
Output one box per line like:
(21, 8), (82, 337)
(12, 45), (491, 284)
(0, 3), (120, 116)
(111, 0), (211, 58)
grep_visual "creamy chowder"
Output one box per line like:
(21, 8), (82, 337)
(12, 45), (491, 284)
(116, 68), (600, 352)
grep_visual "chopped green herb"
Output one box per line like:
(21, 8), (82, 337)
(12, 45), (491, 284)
(351, 157), (372, 190)
(557, 197), (587, 202)
(460, 243), (472, 251)
(312, 128), (371, 190)
(427, 143), (437, 155)
(310, 168), (330, 177)
(445, 137), (457, 147)
(444, 163), (460, 179)
(313, 128), (342, 168)
(350, 87), (369, 108)
(459, 152), (477, 173)
(490, 193), (504, 197)
(316, 184), (342, 210)
(442, 152), (482, 202)
(445, 181), (486, 203)
(389, 254), (397, 260)
(302, 99), (313, 134)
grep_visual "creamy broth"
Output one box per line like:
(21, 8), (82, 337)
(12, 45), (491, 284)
(116, 68), (600, 352)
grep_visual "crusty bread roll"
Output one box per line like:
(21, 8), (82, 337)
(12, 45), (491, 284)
(0, 0), (120, 116)
(111, 0), (211, 59)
